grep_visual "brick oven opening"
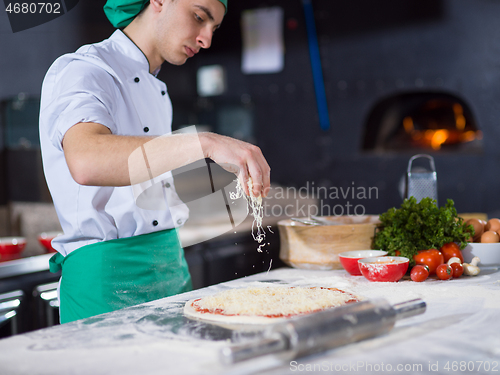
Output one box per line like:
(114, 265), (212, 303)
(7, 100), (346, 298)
(362, 92), (483, 153)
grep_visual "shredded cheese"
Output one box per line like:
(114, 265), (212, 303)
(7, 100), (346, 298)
(192, 287), (360, 317)
(230, 177), (266, 252)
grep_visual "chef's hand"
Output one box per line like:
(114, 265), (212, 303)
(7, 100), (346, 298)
(199, 132), (271, 198)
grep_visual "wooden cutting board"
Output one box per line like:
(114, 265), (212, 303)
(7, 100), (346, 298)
(278, 215), (380, 270)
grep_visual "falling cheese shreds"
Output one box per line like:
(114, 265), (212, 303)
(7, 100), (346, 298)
(230, 178), (266, 251)
(193, 287), (360, 317)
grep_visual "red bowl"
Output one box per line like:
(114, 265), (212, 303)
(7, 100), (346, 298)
(358, 256), (409, 282)
(0, 237), (27, 256)
(38, 232), (63, 253)
(339, 250), (388, 275)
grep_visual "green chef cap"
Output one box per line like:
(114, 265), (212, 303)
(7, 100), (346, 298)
(104, 0), (228, 29)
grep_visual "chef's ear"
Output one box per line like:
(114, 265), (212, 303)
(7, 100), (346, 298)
(149, 0), (164, 12)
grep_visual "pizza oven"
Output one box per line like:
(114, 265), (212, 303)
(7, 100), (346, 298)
(362, 91), (483, 153)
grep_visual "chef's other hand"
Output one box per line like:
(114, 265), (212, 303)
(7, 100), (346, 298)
(200, 132), (270, 198)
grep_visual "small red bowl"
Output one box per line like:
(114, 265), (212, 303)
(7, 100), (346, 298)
(339, 250), (388, 276)
(0, 237), (27, 256)
(358, 256), (409, 282)
(38, 232), (63, 253)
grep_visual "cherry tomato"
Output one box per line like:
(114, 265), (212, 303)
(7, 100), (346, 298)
(410, 264), (429, 282)
(413, 249), (444, 274)
(436, 264), (453, 280)
(439, 242), (464, 263)
(450, 262), (464, 278)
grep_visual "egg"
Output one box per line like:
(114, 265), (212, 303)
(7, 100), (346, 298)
(465, 218), (484, 241)
(485, 218), (500, 233)
(481, 230), (500, 243)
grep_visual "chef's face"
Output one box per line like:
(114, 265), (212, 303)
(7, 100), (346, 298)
(154, 0), (225, 65)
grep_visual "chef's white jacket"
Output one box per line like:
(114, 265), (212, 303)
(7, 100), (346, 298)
(39, 30), (189, 256)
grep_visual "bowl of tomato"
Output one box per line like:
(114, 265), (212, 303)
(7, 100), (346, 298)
(358, 256), (409, 282)
(339, 250), (388, 276)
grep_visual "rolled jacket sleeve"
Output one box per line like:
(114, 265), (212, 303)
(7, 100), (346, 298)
(41, 58), (119, 151)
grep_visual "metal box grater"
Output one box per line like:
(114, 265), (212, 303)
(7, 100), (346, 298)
(405, 154), (438, 205)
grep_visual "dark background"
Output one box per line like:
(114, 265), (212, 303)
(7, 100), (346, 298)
(1, 0), (500, 216)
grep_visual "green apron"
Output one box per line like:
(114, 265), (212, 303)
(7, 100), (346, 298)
(49, 229), (192, 324)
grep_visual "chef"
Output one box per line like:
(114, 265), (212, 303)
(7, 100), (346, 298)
(39, 0), (270, 324)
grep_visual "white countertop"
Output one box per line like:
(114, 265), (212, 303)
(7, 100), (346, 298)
(0, 266), (499, 375)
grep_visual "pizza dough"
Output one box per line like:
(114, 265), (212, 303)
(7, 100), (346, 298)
(183, 286), (361, 325)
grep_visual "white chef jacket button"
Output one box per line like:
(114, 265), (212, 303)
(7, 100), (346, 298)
(164, 182), (171, 188)
(134, 77), (140, 82)
(177, 219), (183, 225)
(143, 127), (149, 133)
(152, 220), (158, 226)
(161, 90), (166, 96)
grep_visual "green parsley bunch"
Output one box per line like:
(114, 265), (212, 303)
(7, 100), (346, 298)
(372, 197), (473, 264)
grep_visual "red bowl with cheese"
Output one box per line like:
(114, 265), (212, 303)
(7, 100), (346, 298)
(338, 250), (388, 276)
(358, 256), (409, 282)
(38, 231), (63, 253)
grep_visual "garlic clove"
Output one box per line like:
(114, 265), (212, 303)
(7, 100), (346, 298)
(470, 257), (481, 267)
(447, 257), (462, 266)
(463, 261), (481, 276)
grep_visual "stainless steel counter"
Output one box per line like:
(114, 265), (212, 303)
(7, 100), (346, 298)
(0, 254), (53, 279)
(0, 266), (499, 375)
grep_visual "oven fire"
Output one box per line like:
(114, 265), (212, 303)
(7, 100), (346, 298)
(402, 102), (482, 150)
(363, 92), (482, 153)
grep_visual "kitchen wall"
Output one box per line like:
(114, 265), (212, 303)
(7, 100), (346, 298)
(1, 0), (500, 219)
(0, 2), (114, 98)
(172, 0), (500, 217)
